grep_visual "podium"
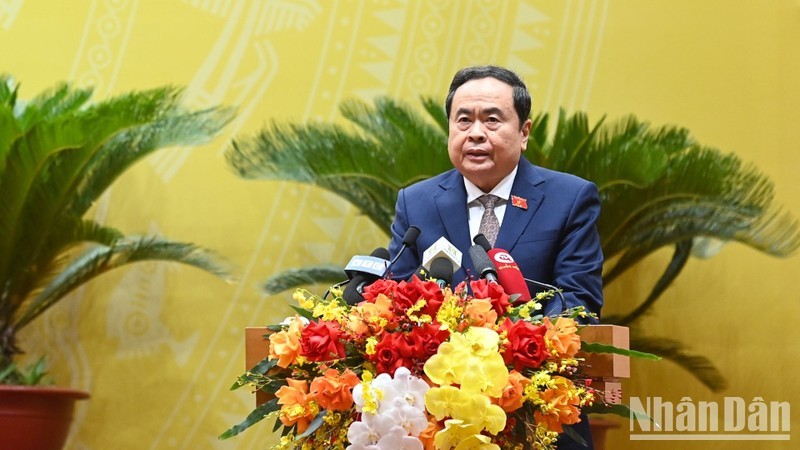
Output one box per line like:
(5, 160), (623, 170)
(244, 324), (629, 449)
(576, 325), (629, 450)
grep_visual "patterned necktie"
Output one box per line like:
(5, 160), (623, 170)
(477, 194), (501, 246)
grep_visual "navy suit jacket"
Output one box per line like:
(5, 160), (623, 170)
(388, 157), (603, 320)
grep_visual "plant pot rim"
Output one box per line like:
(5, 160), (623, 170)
(0, 384), (90, 400)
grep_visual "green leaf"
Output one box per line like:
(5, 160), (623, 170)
(627, 334), (728, 392)
(580, 341), (661, 361)
(249, 355), (279, 375)
(294, 410), (327, 440)
(218, 397), (280, 440)
(1, 78), (233, 374)
(289, 305), (315, 321)
(586, 403), (654, 423)
(16, 236), (235, 330)
(263, 265), (347, 295)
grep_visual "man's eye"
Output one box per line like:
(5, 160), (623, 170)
(487, 116), (500, 123)
(457, 117), (471, 123)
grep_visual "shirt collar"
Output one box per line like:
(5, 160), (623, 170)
(464, 165), (518, 204)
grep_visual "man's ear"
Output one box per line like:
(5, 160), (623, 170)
(520, 119), (533, 151)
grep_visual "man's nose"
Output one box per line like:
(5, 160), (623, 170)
(468, 121), (487, 141)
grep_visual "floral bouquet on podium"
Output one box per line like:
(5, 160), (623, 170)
(221, 276), (628, 449)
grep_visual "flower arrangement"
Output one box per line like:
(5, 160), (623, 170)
(221, 276), (622, 449)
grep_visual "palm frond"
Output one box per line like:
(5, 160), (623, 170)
(607, 240), (693, 325)
(1, 77), (233, 369)
(601, 147), (799, 262)
(227, 97), (448, 231)
(68, 105), (234, 217)
(12, 80), (93, 133)
(420, 96), (447, 133)
(1, 86), (177, 297)
(263, 265), (349, 296)
(14, 236), (235, 329)
(7, 221), (127, 311)
(630, 334), (728, 392)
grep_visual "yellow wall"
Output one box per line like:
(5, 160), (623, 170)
(2, 1), (798, 449)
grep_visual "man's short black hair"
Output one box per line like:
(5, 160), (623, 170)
(445, 65), (532, 128)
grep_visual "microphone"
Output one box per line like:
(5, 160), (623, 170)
(428, 257), (454, 288)
(471, 234), (562, 311)
(384, 226), (421, 278)
(342, 247), (390, 305)
(487, 249), (532, 303)
(421, 236), (462, 274)
(473, 234), (532, 302)
(467, 244), (498, 283)
(473, 233), (492, 252)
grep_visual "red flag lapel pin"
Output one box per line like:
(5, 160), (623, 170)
(511, 195), (528, 210)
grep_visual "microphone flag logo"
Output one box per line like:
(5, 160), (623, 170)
(491, 250), (515, 264)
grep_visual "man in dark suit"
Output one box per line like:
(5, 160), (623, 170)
(387, 65), (602, 449)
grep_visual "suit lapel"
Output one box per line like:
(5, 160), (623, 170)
(434, 171), (472, 251)
(496, 158), (545, 252)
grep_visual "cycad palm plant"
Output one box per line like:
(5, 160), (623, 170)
(0, 76), (234, 384)
(226, 96), (799, 391)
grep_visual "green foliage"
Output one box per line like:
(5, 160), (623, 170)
(226, 96), (800, 391)
(580, 341), (661, 361)
(219, 397), (280, 440)
(262, 264), (347, 296)
(584, 403), (655, 423)
(0, 75), (235, 384)
(228, 97), (450, 231)
(0, 357), (49, 386)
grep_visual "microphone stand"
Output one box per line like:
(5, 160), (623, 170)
(524, 278), (566, 313)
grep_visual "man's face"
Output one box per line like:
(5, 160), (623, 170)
(448, 77), (531, 193)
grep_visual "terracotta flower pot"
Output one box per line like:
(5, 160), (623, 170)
(0, 385), (89, 450)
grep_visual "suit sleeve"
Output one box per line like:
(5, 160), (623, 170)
(387, 187), (421, 280)
(543, 181), (604, 322)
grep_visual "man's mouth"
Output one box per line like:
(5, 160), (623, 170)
(465, 148), (490, 161)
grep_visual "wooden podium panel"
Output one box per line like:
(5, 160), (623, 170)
(578, 324), (629, 404)
(245, 327), (273, 406)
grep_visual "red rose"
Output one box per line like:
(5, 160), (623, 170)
(500, 318), (548, 370)
(392, 279), (422, 315)
(369, 323), (449, 375)
(371, 333), (407, 374)
(470, 279), (512, 317)
(300, 320), (346, 362)
(408, 276), (446, 316)
(362, 278), (396, 303)
(411, 323), (449, 359)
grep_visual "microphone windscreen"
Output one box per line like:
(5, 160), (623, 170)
(342, 247), (390, 305)
(429, 257), (454, 286)
(371, 247), (391, 260)
(488, 248), (531, 302)
(468, 245), (497, 282)
(402, 226), (421, 247)
(421, 236), (462, 273)
(473, 233), (492, 252)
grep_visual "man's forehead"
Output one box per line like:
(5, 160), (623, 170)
(452, 78), (514, 104)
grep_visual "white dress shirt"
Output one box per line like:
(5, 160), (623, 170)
(463, 166), (518, 242)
